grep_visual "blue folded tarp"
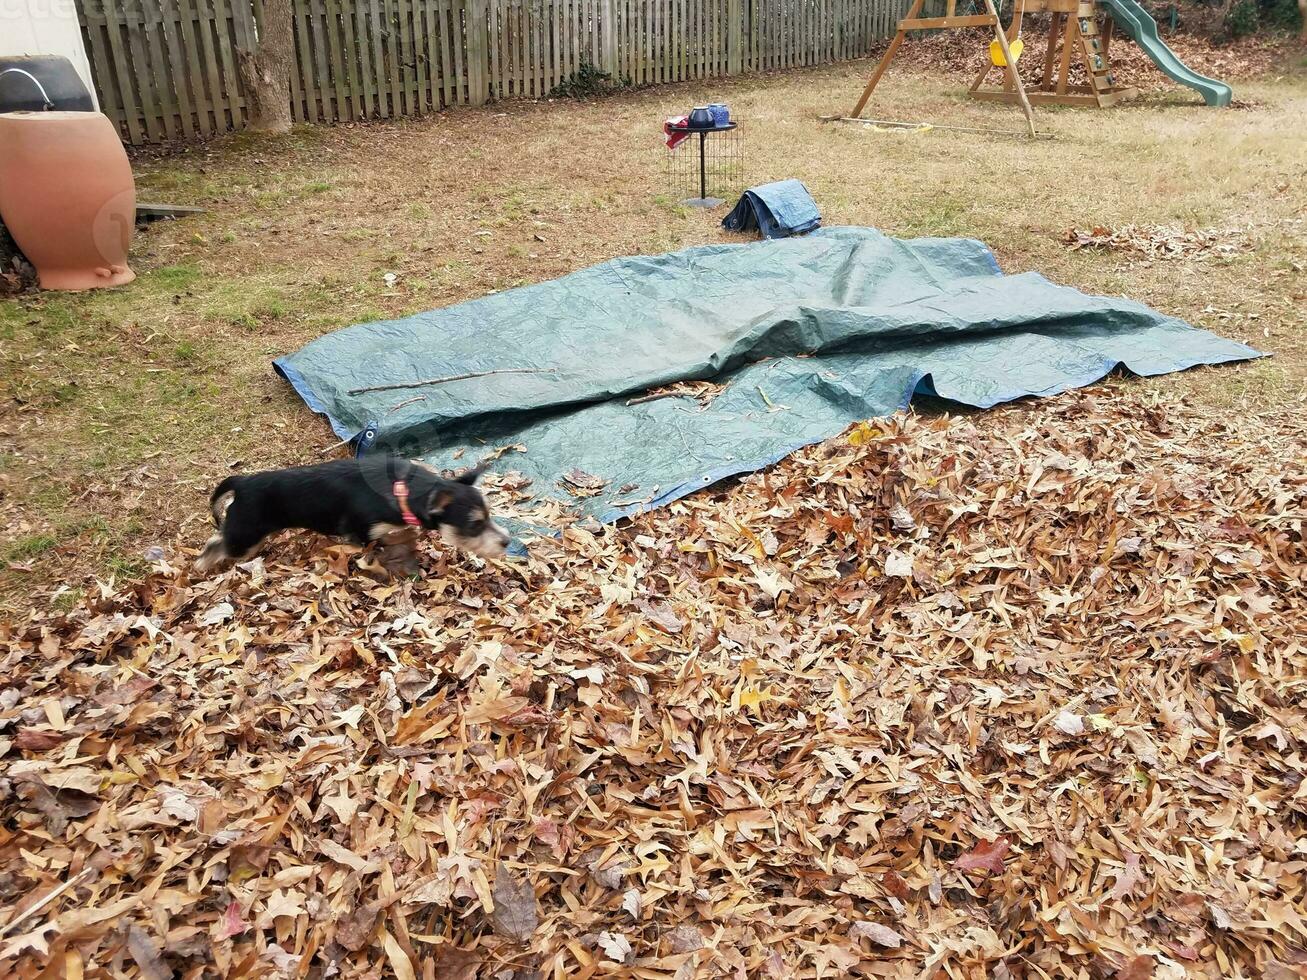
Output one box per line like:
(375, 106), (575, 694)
(274, 227), (1262, 543)
(722, 179), (821, 239)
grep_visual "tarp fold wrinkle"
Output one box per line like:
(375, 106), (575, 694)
(274, 228), (1262, 541)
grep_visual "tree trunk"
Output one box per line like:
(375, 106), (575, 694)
(237, 0), (295, 134)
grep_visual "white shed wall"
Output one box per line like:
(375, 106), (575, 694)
(0, 0), (99, 108)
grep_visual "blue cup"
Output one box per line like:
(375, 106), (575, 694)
(709, 103), (730, 126)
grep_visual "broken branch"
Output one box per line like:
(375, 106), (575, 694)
(347, 368), (554, 396)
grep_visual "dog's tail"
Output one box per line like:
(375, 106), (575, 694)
(209, 476), (241, 526)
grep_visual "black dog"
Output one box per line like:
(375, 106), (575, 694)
(195, 456), (509, 572)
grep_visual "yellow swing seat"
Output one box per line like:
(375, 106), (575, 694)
(989, 36), (1024, 65)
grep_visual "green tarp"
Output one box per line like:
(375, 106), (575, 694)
(275, 227), (1261, 540)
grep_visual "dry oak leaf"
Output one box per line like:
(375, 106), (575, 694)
(335, 902), (380, 952)
(216, 901), (247, 940)
(1108, 851), (1145, 902)
(431, 946), (482, 980)
(1115, 954), (1155, 980)
(597, 931), (634, 963)
(226, 843), (271, 883)
(14, 728), (66, 751)
(621, 888), (641, 919)
(881, 870), (910, 901)
(321, 787), (362, 825)
(638, 599), (684, 633)
(491, 862), (538, 943)
(10, 763), (102, 795)
(531, 817), (573, 860)
(888, 502), (916, 532)
(851, 921), (905, 949)
(1053, 710), (1085, 735)
(199, 601), (234, 626)
(753, 568), (794, 600)
(258, 887), (306, 927)
(814, 943), (863, 973)
(1, 922), (57, 960)
(665, 924), (705, 953)
(884, 550), (915, 577)
(954, 836), (1011, 875)
(737, 685), (776, 716)
(126, 926), (171, 980)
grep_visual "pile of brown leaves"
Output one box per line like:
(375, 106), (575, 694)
(883, 25), (1298, 89)
(0, 222), (37, 298)
(2, 387), (1305, 978)
(1108, 30), (1297, 86)
(1062, 224), (1252, 260)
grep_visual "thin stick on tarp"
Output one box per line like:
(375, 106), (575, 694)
(347, 368), (554, 396)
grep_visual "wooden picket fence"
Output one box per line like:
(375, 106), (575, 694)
(76, 0), (912, 143)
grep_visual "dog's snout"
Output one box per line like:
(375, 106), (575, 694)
(479, 531), (509, 558)
(439, 518), (509, 558)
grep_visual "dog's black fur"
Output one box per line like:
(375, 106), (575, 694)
(195, 456), (508, 572)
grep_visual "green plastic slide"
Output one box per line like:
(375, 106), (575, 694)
(1101, 0), (1233, 106)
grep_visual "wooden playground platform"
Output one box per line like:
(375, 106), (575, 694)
(853, 0), (1139, 118)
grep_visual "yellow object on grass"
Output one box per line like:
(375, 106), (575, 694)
(989, 36), (1024, 66)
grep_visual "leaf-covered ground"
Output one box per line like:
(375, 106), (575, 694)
(4, 40), (1305, 603)
(2, 385), (1304, 978)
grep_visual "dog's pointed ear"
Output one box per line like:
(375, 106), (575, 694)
(426, 487), (454, 514)
(456, 461), (490, 486)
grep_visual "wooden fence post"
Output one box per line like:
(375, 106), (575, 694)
(466, 0), (489, 104)
(602, 0), (617, 78)
(728, 0), (741, 73)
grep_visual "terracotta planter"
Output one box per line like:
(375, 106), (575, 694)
(0, 111), (135, 291)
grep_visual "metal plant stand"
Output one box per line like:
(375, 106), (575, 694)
(664, 122), (742, 209)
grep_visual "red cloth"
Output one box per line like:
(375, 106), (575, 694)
(663, 115), (690, 150)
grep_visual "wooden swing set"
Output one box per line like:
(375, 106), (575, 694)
(848, 0), (1138, 130)
(968, 0), (1139, 106)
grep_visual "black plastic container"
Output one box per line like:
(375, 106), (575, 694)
(688, 106), (714, 129)
(0, 56), (94, 113)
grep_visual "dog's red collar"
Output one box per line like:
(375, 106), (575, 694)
(392, 481), (422, 527)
